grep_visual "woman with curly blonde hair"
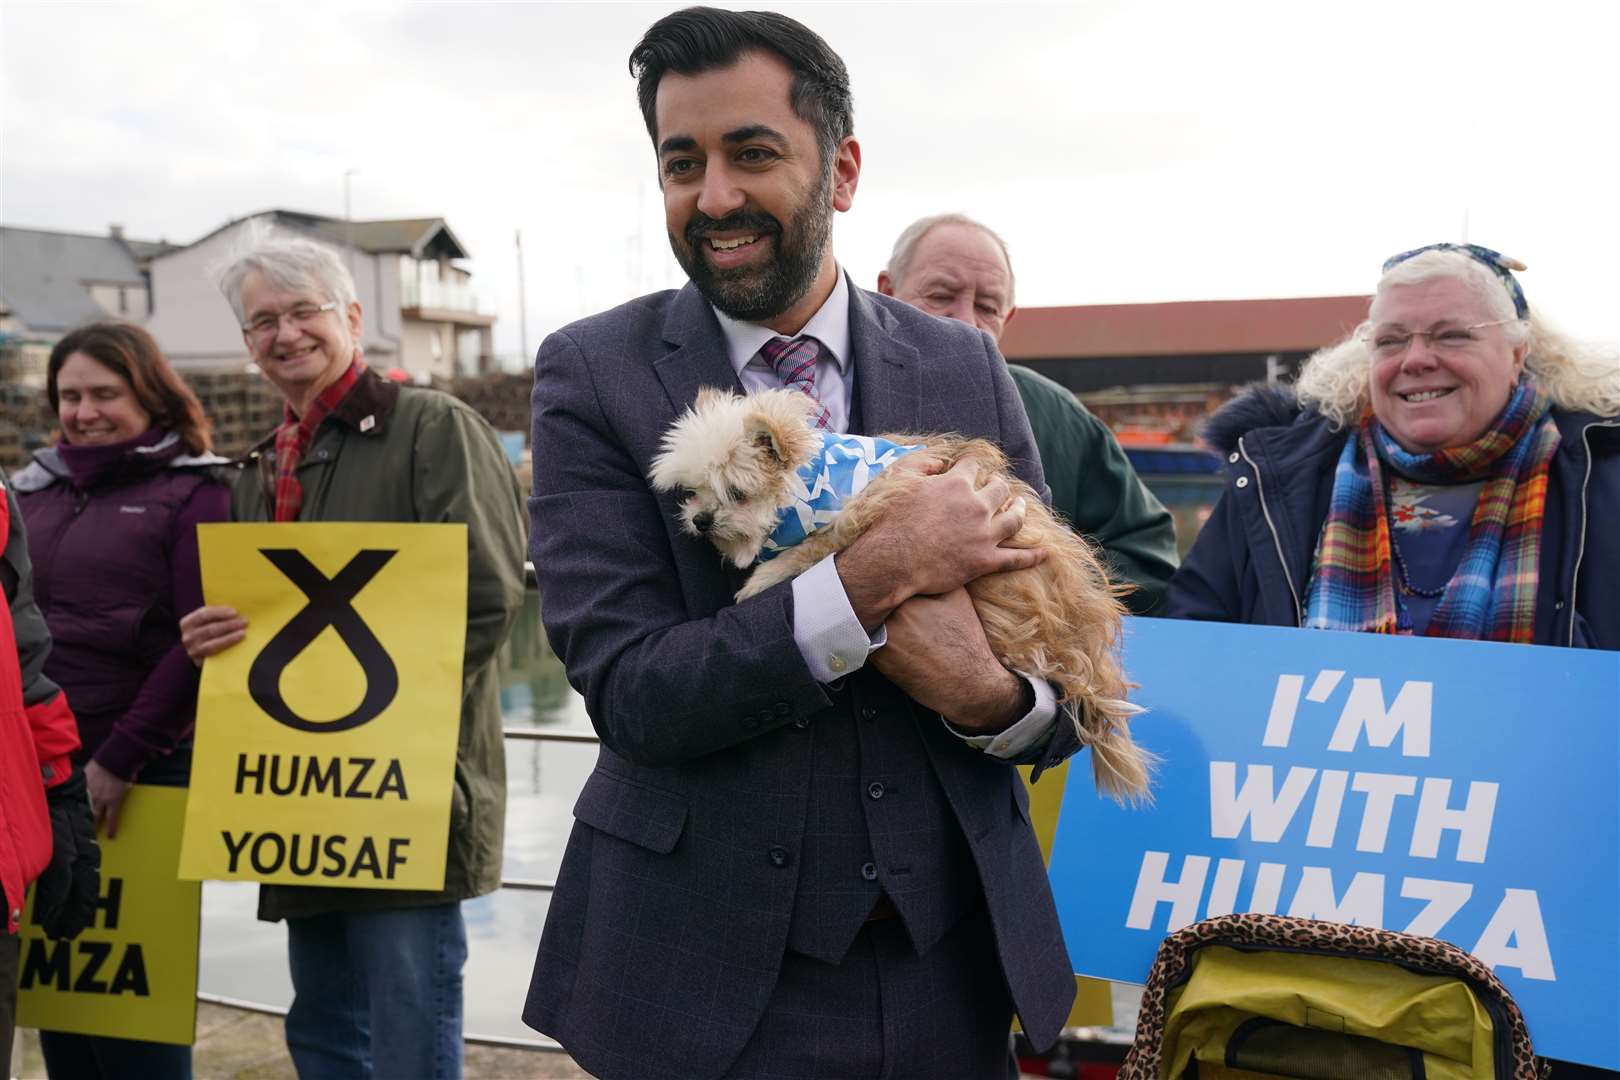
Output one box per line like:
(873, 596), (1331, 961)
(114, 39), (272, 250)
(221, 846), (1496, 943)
(1169, 243), (1619, 651)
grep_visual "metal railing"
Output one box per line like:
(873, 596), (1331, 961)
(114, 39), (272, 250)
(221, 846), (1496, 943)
(198, 719), (594, 1054)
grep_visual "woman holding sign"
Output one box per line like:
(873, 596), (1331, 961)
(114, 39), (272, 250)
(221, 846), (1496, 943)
(14, 321), (229, 1078)
(1170, 243), (1619, 652)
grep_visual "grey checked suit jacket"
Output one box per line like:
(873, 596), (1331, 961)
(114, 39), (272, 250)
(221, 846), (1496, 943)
(523, 277), (1080, 1078)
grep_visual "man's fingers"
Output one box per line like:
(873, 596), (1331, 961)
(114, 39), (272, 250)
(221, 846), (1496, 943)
(992, 496), (1028, 540)
(103, 801), (121, 841)
(991, 544), (1046, 574)
(947, 457), (981, 486)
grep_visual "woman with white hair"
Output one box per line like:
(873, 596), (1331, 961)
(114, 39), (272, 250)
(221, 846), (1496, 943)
(1169, 243), (1619, 651)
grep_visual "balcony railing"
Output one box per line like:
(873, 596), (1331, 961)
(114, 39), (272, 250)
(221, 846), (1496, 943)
(401, 278), (496, 317)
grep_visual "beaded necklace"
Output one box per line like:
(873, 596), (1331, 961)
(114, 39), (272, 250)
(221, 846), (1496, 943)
(1388, 530), (1448, 598)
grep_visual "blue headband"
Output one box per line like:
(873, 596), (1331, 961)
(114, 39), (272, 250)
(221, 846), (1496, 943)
(1381, 243), (1529, 319)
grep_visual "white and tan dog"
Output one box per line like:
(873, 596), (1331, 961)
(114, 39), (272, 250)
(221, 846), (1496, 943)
(650, 387), (1152, 802)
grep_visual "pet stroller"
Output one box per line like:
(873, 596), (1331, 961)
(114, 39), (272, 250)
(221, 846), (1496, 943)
(1117, 914), (1547, 1080)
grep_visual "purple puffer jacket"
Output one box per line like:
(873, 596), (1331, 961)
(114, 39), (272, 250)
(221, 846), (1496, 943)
(13, 430), (230, 781)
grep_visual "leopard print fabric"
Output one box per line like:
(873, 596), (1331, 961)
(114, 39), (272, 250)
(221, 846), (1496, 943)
(1116, 914), (1549, 1080)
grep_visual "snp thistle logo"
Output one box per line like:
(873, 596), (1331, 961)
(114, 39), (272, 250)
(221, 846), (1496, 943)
(248, 549), (399, 733)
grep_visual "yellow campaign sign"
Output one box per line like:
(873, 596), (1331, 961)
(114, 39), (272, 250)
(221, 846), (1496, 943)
(18, 785), (200, 1045)
(178, 523), (467, 891)
(1019, 760), (1115, 1029)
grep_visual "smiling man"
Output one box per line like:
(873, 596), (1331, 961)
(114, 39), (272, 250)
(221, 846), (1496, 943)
(524, 8), (1084, 1079)
(176, 229), (526, 1079)
(878, 214), (1179, 614)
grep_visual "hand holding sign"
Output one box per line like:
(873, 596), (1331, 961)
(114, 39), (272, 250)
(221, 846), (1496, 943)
(178, 605), (248, 662)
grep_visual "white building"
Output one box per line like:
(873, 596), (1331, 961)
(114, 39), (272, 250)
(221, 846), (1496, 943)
(143, 209), (496, 381)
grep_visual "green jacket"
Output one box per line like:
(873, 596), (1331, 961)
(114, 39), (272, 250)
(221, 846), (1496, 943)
(229, 368), (527, 921)
(1009, 365), (1179, 615)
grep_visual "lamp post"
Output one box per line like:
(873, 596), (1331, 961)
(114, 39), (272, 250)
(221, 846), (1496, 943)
(343, 168), (360, 281)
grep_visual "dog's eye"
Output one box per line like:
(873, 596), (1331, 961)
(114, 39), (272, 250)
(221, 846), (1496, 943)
(728, 486), (748, 503)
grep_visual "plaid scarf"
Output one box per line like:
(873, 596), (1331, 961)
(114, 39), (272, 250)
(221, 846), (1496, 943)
(1302, 380), (1560, 641)
(272, 361), (363, 522)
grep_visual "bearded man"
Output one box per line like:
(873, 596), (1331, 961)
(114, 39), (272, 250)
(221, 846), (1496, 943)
(523, 8), (1082, 1079)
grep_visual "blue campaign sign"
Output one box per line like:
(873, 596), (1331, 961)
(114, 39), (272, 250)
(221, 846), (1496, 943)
(1049, 618), (1620, 1069)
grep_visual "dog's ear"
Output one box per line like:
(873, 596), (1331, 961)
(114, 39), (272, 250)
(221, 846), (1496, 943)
(747, 391), (819, 469)
(748, 417), (789, 465)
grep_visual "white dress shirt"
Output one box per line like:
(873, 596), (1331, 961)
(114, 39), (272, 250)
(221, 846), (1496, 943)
(710, 270), (1057, 760)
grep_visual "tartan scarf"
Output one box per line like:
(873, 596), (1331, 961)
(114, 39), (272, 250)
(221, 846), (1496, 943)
(272, 360), (363, 522)
(1302, 380), (1560, 641)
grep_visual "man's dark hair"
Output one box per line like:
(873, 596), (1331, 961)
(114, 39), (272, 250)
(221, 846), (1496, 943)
(629, 7), (854, 166)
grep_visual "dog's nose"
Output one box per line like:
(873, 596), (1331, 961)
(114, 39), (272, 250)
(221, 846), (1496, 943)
(693, 511), (714, 533)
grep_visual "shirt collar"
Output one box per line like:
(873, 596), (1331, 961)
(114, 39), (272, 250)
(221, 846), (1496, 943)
(712, 267), (851, 378)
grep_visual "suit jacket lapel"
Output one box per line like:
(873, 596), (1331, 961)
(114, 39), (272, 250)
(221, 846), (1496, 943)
(653, 284), (744, 414)
(847, 280), (922, 436)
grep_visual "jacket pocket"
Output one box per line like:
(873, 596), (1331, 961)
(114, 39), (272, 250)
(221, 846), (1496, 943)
(573, 769), (687, 854)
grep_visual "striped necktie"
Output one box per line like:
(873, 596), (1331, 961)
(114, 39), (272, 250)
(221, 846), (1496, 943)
(758, 335), (833, 430)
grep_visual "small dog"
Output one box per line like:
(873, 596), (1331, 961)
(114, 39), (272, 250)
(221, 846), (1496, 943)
(650, 387), (1152, 802)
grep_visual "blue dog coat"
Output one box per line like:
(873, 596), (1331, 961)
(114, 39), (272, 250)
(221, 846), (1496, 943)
(757, 431), (924, 563)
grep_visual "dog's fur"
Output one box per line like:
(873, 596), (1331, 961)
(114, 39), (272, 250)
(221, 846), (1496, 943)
(650, 388), (1152, 802)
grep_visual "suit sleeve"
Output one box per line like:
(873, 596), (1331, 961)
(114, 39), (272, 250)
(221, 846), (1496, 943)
(528, 329), (834, 766)
(3, 479), (79, 786)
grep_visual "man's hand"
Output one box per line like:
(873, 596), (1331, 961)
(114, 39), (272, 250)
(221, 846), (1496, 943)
(836, 458), (1045, 630)
(868, 588), (1030, 734)
(179, 605), (247, 665)
(85, 760), (133, 839)
(34, 767), (101, 940)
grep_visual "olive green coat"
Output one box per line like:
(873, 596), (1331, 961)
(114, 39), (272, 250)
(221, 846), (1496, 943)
(1009, 365), (1179, 615)
(227, 369), (527, 921)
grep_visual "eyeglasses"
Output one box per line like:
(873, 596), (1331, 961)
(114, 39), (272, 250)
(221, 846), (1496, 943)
(1362, 318), (1519, 360)
(242, 301), (339, 339)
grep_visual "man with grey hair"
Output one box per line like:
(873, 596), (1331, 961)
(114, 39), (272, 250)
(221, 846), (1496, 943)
(178, 229), (526, 1078)
(879, 213), (1178, 613)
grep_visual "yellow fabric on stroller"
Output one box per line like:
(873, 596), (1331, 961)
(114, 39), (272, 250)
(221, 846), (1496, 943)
(1161, 946), (1496, 1079)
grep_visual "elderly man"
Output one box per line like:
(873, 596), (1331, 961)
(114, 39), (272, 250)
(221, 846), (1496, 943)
(178, 231), (526, 1078)
(523, 7), (1085, 1079)
(879, 214), (1179, 614)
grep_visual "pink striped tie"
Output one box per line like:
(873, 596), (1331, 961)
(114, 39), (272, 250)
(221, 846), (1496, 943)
(758, 335), (832, 429)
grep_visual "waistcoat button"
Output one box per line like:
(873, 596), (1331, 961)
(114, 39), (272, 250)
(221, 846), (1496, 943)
(867, 782), (885, 800)
(768, 845), (791, 868)
(860, 861), (878, 881)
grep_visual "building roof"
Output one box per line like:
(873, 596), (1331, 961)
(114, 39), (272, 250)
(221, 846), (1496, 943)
(998, 295), (1373, 361)
(178, 210), (470, 262)
(0, 225), (172, 333)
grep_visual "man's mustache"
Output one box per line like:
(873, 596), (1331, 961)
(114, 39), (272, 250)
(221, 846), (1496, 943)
(686, 210), (781, 247)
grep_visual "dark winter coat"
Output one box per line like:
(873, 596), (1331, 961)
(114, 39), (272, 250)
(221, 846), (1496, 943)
(14, 432), (230, 781)
(1167, 386), (1620, 651)
(0, 471), (79, 934)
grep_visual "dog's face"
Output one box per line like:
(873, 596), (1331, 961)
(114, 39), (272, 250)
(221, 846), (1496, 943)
(650, 388), (822, 567)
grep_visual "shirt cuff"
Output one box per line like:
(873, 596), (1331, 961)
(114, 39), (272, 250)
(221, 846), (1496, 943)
(943, 670), (1059, 760)
(791, 554), (883, 684)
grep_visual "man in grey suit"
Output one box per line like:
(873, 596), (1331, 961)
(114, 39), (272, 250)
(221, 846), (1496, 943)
(524, 9), (1080, 1078)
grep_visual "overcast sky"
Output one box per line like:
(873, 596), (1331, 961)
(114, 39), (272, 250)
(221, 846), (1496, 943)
(4, 0), (1616, 360)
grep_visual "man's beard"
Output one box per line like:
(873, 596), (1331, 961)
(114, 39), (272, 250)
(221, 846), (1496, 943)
(669, 168), (833, 323)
